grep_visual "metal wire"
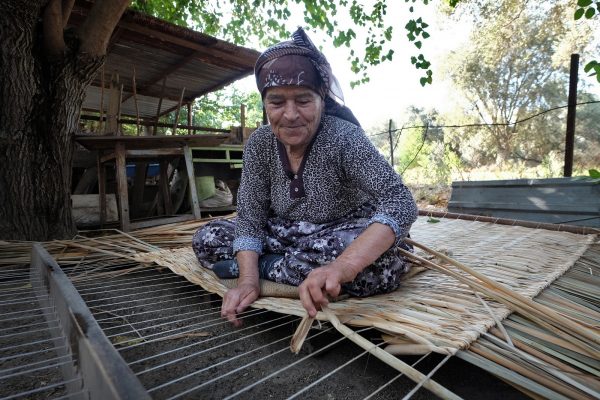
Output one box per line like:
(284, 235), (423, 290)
(0, 322), (59, 340)
(116, 309), (273, 350)
(0, 346), (68, 364)
(401, 355), (452, 400)
(166, 326), (344, 400)
(135, 315), (297, 375)
(0, 377), (81, 400)
(82, 282), (197, 305)
(0, 358), (73, 380)
(92, 292), (214, 320)
(147, 330), (298, 393)
(362, 353), (432, 400)
(286, 341), (388, 399)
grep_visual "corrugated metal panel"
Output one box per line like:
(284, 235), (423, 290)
(448, 177), (600, 227)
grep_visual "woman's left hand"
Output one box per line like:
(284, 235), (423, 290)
(298, 262), (356, 318)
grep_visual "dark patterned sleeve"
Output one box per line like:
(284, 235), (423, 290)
(233, 130), (272, 254)
(341, 123), (418, 242)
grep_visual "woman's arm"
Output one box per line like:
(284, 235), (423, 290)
(221, 250), (260, 327)
(223, 129), (272, 326)
(340, 122), (418, 243)
(298, 222), (395, 317)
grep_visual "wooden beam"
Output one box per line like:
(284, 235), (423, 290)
(121, 51), (197, 104)
(97, 156), (106, 228)
(154, 77), (167, 135)
(159, 69), (252, 116)
(80, 114), (230, 133)
(183, 145), (201, 219)
(117, 21), (257, 68)
(172, 87), (186, 134)
(105, 73), (120, 135)
(159, 161), (173, 215)
(129, 214), (195, 230)
(115, 142), (130, 232)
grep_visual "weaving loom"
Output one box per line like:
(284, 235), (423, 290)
(2, 215), (598, 399)
(135, 216), (600, 399)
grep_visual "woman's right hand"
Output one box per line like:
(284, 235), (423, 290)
(221, 282), (260, 327)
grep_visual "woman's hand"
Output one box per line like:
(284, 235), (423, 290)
(221, 282), (260, 327)
(298, 262), (357, 318)
(298, 223), (396, 317)
(222, 251), (260, 327)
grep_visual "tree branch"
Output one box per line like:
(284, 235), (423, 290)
(43, 0), (66, 60)
(61, 0), (75, 28)
(77, 0), (131, 57)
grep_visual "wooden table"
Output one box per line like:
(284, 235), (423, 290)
(74, 134), (229, 231)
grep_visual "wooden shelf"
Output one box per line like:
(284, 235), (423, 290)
(191, 144), (244, 168)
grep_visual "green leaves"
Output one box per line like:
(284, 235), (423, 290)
(130, 0), (458, 89)
(405, 15), (433, 84)
(574, 0), (599, 19)
(589, 169), (600, 179)
(584, 60), (600, 83)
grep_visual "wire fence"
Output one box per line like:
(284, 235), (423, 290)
(366, 100), (600, 181)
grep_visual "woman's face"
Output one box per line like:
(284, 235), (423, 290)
(264, 86), (323, 151)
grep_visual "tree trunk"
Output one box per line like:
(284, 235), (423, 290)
(0, 1), (103, 240)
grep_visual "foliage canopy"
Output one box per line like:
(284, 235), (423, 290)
(131, 0), (444, 87)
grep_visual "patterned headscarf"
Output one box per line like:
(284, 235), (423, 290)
(255, 27), (361, 127)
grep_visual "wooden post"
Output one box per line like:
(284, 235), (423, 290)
(132, 66), (141, 136)
(98, 66), (105, 134)
(187, 101), (193, 135)
(564, 53), (579, 177)
(131, 162), (147, 218)
(239, 104), (246, 143)
(115, 142), (130, 232)
(105, 73), (120, 135)
(159, 161), (173, 215)
(183, 145), (201, 219)
(154, 77), (167, 136)
(388, 119), (394, 167)
(97, 156), (106, 228)
(117, 83), (124, 136)
(172, 87), (186, 135)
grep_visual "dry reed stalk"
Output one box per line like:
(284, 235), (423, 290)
(290, 315), (314, 354)
(401, 240), (600, 357)
(51, 240), (144, 262)
(321, 305), (462, 400)
(401, 249), (599, 358)
(470, 341), (593, 399)
(501, 320), (589, 355)
(482, 332), (600, 398)
(489, 328), (600, 390)
(385, 343), (449, 355)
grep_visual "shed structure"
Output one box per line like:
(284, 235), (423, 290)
(69, 0), (260, 123)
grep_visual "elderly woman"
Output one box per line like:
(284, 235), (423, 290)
(192, 28), (418, 326)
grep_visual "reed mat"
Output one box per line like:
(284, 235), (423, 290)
(135, 216), (597, 356)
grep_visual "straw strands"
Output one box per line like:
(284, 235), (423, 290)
(136, 217), (595, 352)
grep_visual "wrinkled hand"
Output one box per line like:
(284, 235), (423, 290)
(299, 263), (357, 318)
(221, 282), (260, 327)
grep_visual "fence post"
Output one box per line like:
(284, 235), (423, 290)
(564, 53), (579, 177)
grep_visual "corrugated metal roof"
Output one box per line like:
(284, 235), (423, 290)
(69, 1), (260, 119)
